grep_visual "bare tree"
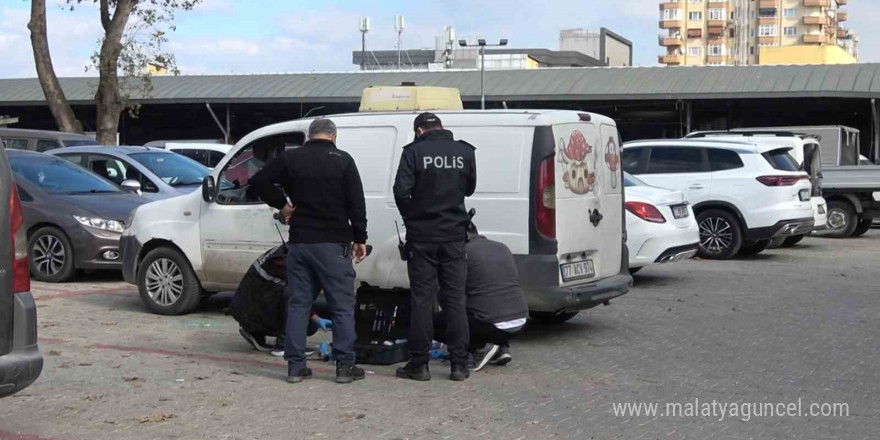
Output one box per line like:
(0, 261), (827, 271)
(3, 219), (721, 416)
(29, 0), (200, 144)
(27, 0), (82, 133)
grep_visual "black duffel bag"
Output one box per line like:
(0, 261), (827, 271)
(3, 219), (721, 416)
(228, 245), (288, 338)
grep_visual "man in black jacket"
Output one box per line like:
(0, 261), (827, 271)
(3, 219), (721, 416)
(393, 112), (477, 382)
(249, 118), (368, 385)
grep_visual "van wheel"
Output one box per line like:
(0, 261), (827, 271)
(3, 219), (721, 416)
(138, 247), (202, 315)
(28, 226), (76, 282)
(529, 311), (579, 324)
(780, 235), (805, 247)
(826, 201), (857, 238)
(738, 239), (770, 256)
(696, 210), (742, 260)
(850, 219), (872, 238)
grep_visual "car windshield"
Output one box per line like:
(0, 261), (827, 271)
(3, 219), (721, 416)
(62, 139), (98, 147)
(624, 172), (647, 187)
(129, 152), (209, 186)
(10, 154), (121, 195)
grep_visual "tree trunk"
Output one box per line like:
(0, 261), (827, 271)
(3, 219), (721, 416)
(94, 0), (134, 145)
(27, 0), (82, 133)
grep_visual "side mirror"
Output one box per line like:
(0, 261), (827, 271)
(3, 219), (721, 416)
(202, 175), (216, 203)
(120, 179), (142, 194)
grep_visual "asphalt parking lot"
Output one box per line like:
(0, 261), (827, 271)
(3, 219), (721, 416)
(2, 231), (879, 440)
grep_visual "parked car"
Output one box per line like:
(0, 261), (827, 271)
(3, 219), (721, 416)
(0, 146), (43, 398)
(49, 146), (210, 202)
(8, 151), (149, 282)
(122, 110), (632, 321)
(165, 143), (232, 169)
(0, 128), (97, 152)
(144, 139), (224, 148)
(624, 173), (698, 273)
(622, 139), (813, 259)
(685, 131), (828, 246)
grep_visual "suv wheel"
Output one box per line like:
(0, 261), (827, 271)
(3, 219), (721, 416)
(696, 209), (742, 260)
(826, 201), (857, 238)
(28, 226), (76, 282)
(137, 247), (202, 315)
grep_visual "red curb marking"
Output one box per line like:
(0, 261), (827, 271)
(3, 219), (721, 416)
(34, 287), (136, 302)
(0, 431), (67, 440)
(88, 344), (397, 378)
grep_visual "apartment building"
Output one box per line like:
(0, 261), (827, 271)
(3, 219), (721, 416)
(659, 0), (857, 66)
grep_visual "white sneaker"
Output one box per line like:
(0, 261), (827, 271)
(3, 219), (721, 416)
(469, 344), (499, 372)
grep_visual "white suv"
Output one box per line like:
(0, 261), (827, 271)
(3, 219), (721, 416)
(622, 139), (814, 259)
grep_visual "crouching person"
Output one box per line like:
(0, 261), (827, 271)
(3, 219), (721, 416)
(436, 223), (529, 372)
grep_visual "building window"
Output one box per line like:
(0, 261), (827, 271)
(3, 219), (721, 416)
(750, 29), (756, 37)
(784, 8), (797, 18)
(708, 62), (727, 66)
(689, 11), (703, 21)
(784, 26), (797, 36)
(688, 46), (702, 56)
(689, 0), (703, 3)
(708, 44), (725, 56)
(750, 46), (756, 55)
(759, 8), (777, 18)
(708, 9), (726, 20)
(759, 42), (779, 47)
(759, 24), (778, 36)
(661, 9), (681, 20)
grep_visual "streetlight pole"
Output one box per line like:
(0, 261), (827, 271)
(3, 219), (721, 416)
(459, 38), (508, 110)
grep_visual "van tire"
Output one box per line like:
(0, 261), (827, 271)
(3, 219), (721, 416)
(825, 201), (857, 238)
(529, 311), (579, 324)
(28, 226), (76, 283)
(696, 209), (742, 260)
(138, 247), (202, 316)
(850, 219), (872, 238)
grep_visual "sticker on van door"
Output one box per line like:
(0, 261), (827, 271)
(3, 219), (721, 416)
(604, 137), (620, 189)
(558, 130), (596, 195)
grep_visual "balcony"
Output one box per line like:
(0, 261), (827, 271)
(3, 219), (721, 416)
(659, 54), (683, 65)
(837, 10), (848, 21)
(803, 34), (828, 44)
(659, 1), (681, 9)
(758, 0), (777, 7)
(708, 1), (728, 8)
(758, 36), (778, 44)
(708, 55), (727, 63)
(660, 19), (684, 29)
(803, 16), (830, 25)
(687, 28), (703, 38)
(708, 19), (727, 28)
(804, 0), (830, 7)
(758, 17), (778, 25)
(659, 35), (684, 46)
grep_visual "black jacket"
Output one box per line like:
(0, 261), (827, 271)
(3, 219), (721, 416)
(393, 129), (476, 242)
(249, 139), (367, 244)
(465, 236), (528, 324)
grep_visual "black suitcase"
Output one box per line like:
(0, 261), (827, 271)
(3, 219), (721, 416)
(354, 285), (410, 365)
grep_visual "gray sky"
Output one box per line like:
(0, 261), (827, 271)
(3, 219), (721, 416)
(0, 0), (876, 77)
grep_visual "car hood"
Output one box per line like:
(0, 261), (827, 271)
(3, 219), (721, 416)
(56, 193), (149, 222)
(626, 185), (687, 206)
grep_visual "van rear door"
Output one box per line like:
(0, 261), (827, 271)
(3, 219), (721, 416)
(553, 122), (623, 286)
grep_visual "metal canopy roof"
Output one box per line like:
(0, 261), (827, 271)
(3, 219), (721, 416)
(1, 64), (879, 106)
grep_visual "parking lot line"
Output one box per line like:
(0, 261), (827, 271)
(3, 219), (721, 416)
(32, 287), (136, 302)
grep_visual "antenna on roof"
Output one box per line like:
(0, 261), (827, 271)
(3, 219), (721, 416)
(394, 15), (405, 70)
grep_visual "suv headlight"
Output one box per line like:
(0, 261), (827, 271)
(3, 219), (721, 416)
(73, 215), (125, 233)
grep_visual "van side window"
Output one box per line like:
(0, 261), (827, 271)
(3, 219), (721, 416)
(4, 138), (29, 150)
(36, 139), (61, 152)
(622, 148), (647, 174)
(645, 147), (707, 174)
(708, 149), (744, 171)
(216, 132), (305, 205)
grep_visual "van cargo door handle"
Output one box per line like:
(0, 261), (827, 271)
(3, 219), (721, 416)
(589, 209), (603, 227)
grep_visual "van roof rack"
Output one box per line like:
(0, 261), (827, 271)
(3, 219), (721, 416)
(685, 130), (822, 142)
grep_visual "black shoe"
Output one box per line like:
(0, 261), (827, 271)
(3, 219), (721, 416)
(336, 364), (366, 384)
(450, 364), (470, 381)
(239, 328), (272, 352)
(470, 344), (500, 372)
(489, 345), (512, 366)
(286, 366), (312, 384)
(395, 362), (431, 381)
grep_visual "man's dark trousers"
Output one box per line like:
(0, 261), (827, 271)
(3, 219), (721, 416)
(284, 243), (356, 369)
(407, 241), (469, 367)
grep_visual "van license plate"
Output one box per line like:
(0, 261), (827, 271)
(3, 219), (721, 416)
(672, 204), (689, 219)
(561, 260), (595, 282)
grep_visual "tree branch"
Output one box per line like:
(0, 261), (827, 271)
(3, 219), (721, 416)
(99, 0), (111, 31)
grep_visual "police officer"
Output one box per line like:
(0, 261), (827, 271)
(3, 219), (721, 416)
(393, 112), (477, 382)
(249, 118), (368, 385)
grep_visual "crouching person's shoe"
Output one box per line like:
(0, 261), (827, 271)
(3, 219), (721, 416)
(450, 364), (470, 382)
(336, 364), (366, 384)
(395, 362), (431, 381)
(286, 365), (312, 384)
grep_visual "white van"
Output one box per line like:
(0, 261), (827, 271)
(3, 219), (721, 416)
(120, 110), (632, 322)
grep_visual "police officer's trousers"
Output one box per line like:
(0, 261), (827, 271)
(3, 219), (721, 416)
(406, 241), (469, 367)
